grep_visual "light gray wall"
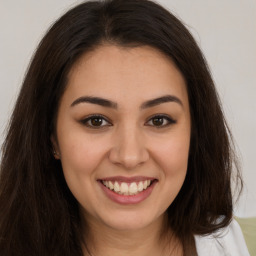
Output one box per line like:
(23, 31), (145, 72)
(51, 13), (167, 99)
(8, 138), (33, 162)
(1, 0), (255, 217)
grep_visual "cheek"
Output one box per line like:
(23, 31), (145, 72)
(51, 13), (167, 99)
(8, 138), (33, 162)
(153, 136), (190, 208)
(58, 130), (108, 179)
(58, 134), (109, 209)
(154, 135), (190, 175)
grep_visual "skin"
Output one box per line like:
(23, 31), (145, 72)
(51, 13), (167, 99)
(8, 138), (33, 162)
(53, 44), (191, 256)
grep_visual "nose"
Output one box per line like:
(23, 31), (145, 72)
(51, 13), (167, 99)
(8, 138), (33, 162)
(108, 125), (149, 170)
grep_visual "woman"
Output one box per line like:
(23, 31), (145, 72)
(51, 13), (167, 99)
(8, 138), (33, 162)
(0, 0), (249, 255)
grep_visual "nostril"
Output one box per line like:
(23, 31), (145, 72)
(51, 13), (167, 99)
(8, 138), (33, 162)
(108, 139), (149, 169)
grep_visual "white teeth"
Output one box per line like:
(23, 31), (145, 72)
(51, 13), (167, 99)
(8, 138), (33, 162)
(120, 182), (129, 194)
(143, 180), (148, 189)
(109, 181), (114, 190)
(114, 181), (120, 192)
(102, 179), (153, 195)
(138, 181), (143, 192)
(129, 182), (138, 195)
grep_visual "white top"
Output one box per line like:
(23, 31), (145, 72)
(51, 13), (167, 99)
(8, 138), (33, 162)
(195, 219), (250, 256)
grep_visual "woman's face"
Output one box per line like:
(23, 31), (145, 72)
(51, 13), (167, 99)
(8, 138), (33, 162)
(53, 45), (191, 231)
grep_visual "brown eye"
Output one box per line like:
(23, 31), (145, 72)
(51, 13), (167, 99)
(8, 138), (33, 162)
(90, 117), (103, 126)
(146, 115), (176, 128)
(81, 115), (112, 129)
(152, 117), (164, 126)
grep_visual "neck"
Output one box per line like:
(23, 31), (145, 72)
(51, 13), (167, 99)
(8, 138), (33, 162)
(81, 213), (182, 256)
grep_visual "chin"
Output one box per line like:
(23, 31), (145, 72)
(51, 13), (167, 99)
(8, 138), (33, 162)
(98, 210), (162, 232)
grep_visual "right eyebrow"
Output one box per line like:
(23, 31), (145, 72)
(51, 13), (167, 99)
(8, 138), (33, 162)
(70, 96), (118, 109)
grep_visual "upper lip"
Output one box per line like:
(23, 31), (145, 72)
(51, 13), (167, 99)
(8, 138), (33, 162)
(98, 176), (157, 183)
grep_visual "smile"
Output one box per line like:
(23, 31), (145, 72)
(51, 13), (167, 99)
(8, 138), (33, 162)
(102, 180), (152, 195)
(98, 176), (157, 204)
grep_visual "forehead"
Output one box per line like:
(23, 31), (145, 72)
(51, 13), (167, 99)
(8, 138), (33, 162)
(65, 44), (188, 108)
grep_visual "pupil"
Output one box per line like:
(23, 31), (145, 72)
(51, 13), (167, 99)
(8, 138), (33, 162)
(91, 118), (102, 126)
(153, 117), (163, 126)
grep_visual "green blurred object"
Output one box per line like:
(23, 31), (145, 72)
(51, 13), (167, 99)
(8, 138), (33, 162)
(236, 217), (256, 256)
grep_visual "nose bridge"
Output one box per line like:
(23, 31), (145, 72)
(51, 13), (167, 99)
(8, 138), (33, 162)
(109, 122), (149, 169)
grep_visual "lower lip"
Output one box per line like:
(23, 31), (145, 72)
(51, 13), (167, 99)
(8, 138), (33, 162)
(99, 181), (157, 205)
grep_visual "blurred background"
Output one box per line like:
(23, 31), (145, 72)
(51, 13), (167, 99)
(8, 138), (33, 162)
(0, 0), (255, 217)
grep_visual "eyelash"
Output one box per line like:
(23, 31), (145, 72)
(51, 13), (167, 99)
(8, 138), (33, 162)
(80, 114), (111, 129)
(145, 114), (176, 128)
(80, 114), (176, 129)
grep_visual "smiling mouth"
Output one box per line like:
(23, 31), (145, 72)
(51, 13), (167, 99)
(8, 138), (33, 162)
(100, 179), (156, 196)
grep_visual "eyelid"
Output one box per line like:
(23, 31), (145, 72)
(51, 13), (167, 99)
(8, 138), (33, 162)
(145, 114), (176, 128)
(80, 113), (176, 129)
(80, 114), (112, 128)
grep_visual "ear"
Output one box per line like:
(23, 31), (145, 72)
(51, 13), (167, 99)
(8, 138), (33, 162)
(51, 134), (61, 159)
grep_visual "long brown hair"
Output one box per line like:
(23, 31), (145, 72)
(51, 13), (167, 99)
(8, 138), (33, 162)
(0, 0), (242, 255)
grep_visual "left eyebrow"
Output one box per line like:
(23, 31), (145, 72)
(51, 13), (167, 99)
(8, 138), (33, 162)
(140, 95), (183, 109)
(70, 94), (183, 109)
